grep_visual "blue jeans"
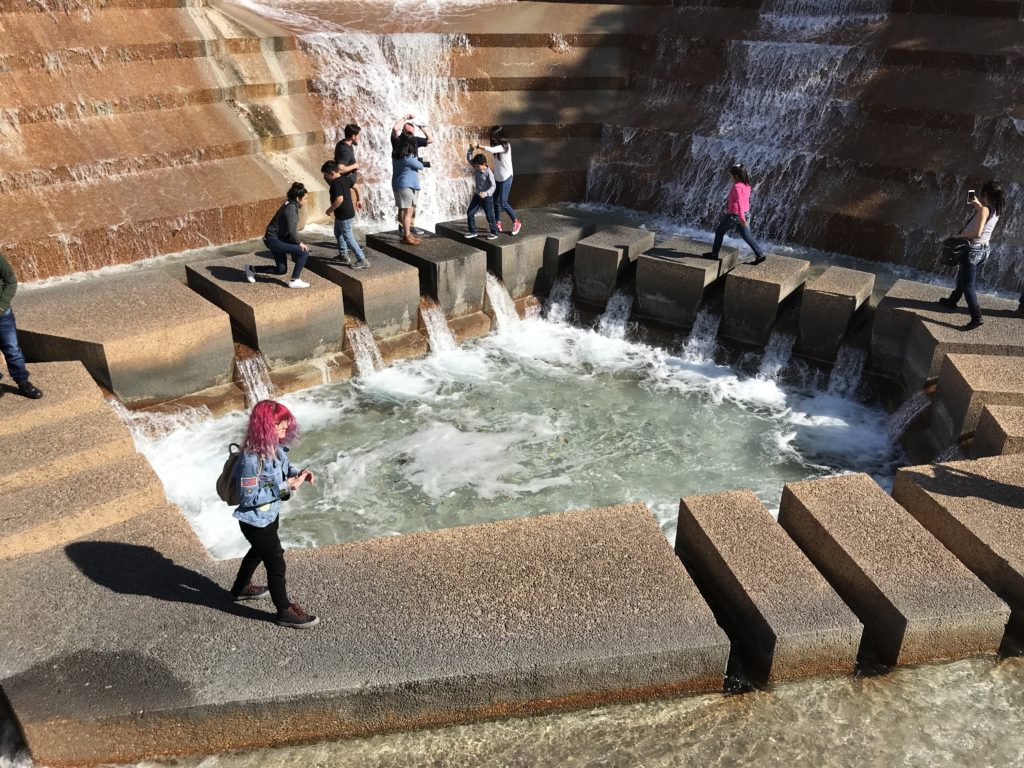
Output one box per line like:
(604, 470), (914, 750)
(334, 218), (365, 262)
(259, 236), (307, 279)
(467, 194), (497, 235)
(0, 307), (30, 384)
(710, 213), (763, 259)
(947, 248), (983, 316)
(494, 177), (516, 224)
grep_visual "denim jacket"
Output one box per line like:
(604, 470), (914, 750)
(232, 446), (298, 528)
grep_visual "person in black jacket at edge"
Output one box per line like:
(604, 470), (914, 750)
(244, 183), (312, 289)
(0, 251), (43, 399)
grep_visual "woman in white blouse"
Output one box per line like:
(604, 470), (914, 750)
(475, 126), (521, 235)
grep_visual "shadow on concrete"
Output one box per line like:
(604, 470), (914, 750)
(900, 463), (1024, 510)
(207, 264), (251, 283)
(65, 542), (273, 623)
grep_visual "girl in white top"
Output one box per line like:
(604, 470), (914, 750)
(939, 180), (1004, 330)
(475, 126), (521, 235)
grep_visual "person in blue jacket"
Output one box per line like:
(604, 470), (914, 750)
(392, 133), (424, 246)
(230, 399), (318, 628)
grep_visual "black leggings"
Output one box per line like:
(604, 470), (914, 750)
(232, 517), (290, 612)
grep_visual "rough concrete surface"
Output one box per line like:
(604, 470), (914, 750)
(721, 255), (809, 345)
(634, 237), (737, 328)
(892, 455), (1024, 633)
(0, 361), (108, 437)
(518, 209), (597, 288)
(930, 354), (1024, 447)
(366, 231), (486, 317)
(573, 225), (656, 307)
(779, 473), (1008, 666)
(798, 266), (874, 362)
(1, 503), (729, 767)
(13, 271), (235, 402)
(676, 490), (861, 683)
(186, 254), (345, 367)
(435, 219), (547, 299)
(973, 405), (1024, 458)
(303, 244), (420, 340)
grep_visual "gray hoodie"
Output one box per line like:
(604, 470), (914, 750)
(467, 149), (496, 197)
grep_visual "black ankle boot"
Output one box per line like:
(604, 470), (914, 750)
(961, 315), (983, 331)
(937, 296), (957, 309)
(17, 380), (43, 399)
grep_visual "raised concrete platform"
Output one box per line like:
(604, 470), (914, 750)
(721, 255), (809, 346)
(13, 271), (234, 403)
(435, 219), (547, 300)
(634, 238), (737, 328)
(676, 490), (861, 684)
(186, 254), (344, 367)
(573, 225), (655, 308)
(973, 405), (1024, 458)
(779, 473), (1008, 666)
(0, 361), (108, 437)
(303, 244), (420, 340)
(366, 230), (486, 317)
(930, 354), (1024, 447)
(1, 503), (729, 767)
(521, 209), (597, 288)
(892, 455), (1024, 638)
(798, 266), (874, 362)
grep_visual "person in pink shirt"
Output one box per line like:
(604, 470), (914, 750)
(705, 163), (766, 265)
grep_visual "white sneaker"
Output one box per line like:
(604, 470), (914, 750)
(288, 278), (310, 289)
(464, 232), (478, 239)
(244, 264), (256, 283)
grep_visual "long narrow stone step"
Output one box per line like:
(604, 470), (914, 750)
(779, 473), (1008, 666)
(930, 354), (1024, 447)
(721, 256), (809, 346)
(973, 405), (1024, 458)
(0, 361), (109, 438)
(902, 311), (1024, 390)
(634, 237), (737, 328)
(676, 490), (862, 684)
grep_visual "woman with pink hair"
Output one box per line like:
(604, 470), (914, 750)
(229, 399), (318, 628)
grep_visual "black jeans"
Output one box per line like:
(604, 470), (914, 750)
(260, 235), (308, 280)
(232, 517), (290, 612)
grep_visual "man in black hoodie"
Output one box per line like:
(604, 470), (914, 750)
(0, 252), (43, 399)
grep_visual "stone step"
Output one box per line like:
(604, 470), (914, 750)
(779, 473), (1009, 666)
(573, 225), (656, 308)
(892, 454), (1024, 637)
(302, 243), (421, 340)
(798, 266), (874, 363)
(4, 503), (730, 766)
(0, 452), (167, 561)
(0, 361), (109, 438)
(365, 230), (487, 317)
(634, 237), (737, 329)
(973, 405), (1024, 458)
(451, 44), (626, 81)
(676, 489), (862, 684)
(930, 354), (1024, 447)
(14, 270), (235, 403)
(0, 404), (137, 495)
(721, 255), (809, 346)
(434, 220), (548, 300)
(185, 253), (345, 366)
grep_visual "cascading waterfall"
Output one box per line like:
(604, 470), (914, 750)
(346, 323), (385, 376)
(301, 31), (473, 229)
(545, 275), (575, 324)
(235, 354), (275, 408)
(886, 390), (931, 442)
(420, 299), (457, 352)
(107, 399), (212, 442)
(484, 272), (521, 332)
(757, 331), (798, 381)
(596, 292), (634, 339)
(680, 307), (722, 363)
(827, 345), (867, 397)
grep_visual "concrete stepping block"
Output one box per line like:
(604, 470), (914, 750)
(13, 271), (235, 403)
(892, 454), (1024, 638)
(779, 473), (1008, 666)
(435, 218), (547, 299)
(0, 361), (107, 438)
(870, 279), (1017, 379)
(930, 353), (1024, 447)
(366, 230), (486, 317)
(3, 503), (729, 767)
(573, 224), (655, 308)
(0, 405), (136, 495)
(186, 254), (344, 367)
(973, 405), (1024, 458)
(635, 237), (738, 328)
(676, 490), (862, 683)
(798, 266), (874, 362)
(520, 209), (597, 287)
(303, 244), (420, 340)
(0, 453), (166, 561)
(722, 255), (809, 345)
(901, 310), (1024, 390)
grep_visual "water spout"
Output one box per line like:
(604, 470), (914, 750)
(887, 390), (931, 442)
(596, 292), (634, 339)
(346, 322), (385, 377)
(827, 345), (867, 397)
(757, 331), (797, 381)
(546, 275), (575, 324)
(484, 272), (521, 332)
(235, 352), (275, 408)
(420, 298), (457, 353)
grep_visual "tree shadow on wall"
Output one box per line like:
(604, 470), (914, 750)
(65, 541), (274, 623)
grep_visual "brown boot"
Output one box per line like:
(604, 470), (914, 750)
(402, 233), (421, 246)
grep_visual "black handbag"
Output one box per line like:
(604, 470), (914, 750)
(940, 237), (970, 266)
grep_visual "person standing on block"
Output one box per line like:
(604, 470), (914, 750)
(333, 123), (362, 211)
(392, 135), (425, 246)
(230, 399), (319, 629)
(464, 149), (498, 240)
(391, 115), (432, 235)
(0, 252), (42, 400)
(322, 161), (368, 270)
(475, 125), (521, 235)
(245, 183), (311, 289)
(938, 180), (1004, 331)
(705, 163), (766, 265)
